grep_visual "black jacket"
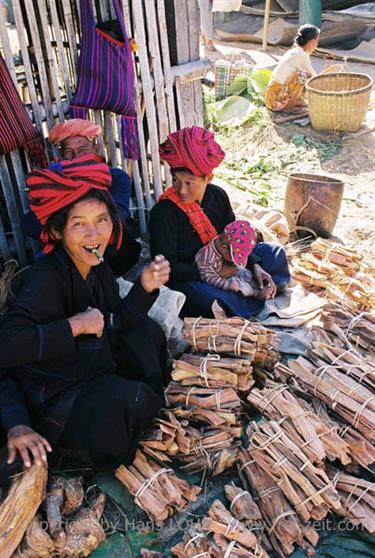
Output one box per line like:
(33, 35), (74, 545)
(0, 248), (157, 442)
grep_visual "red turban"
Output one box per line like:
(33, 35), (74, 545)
(26, 154), (111, 225)
(159, 126), (225, 176)
(48, 119), (101, 145)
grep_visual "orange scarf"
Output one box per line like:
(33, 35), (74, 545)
(159, 187), (217, 245)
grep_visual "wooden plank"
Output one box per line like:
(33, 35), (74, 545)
(187, 0), (200, 62)
(0, 7), (17, 86)
(171, 58), (213, 82)
(12, 0), (44, 135)
(0, 157), (28, 266)
(93, 111), (106, 158)
(23, 0), (57, 129)
(132, 162), (147, 234)
(104, 112), (119, 168)
(9, 152), (29, 213)
(131, 0), (162, 198)
(156, 0), (177, 132)
(174, 0), (189, 64)
(47, 0), (73, 101)
(35, 0), (65, 122)
(61, 0), (79, 76)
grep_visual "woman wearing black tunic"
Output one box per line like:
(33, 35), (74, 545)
(0, 155), (170, 486)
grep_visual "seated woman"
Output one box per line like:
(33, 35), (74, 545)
(149, 126), (290, 318)
(265, 24), (320, 112)
(0, 155), (170, 488)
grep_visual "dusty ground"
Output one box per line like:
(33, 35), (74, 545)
(202, 40), (375, 264)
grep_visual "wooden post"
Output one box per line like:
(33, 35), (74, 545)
(262, 0), (272, 51)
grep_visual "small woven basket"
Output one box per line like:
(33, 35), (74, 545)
(306, 73), (372, 133)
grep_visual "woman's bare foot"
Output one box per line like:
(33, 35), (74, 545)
(205, 39), (217, 52)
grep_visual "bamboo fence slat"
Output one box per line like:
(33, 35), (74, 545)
(0, 7), (17, 86)
(46, 0), (73, 102)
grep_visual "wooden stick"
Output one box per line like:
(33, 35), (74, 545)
(262, 0), (272, 51)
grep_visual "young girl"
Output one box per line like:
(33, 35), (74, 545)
(195, 220), (272, 299)
(265, 24), (320, 112)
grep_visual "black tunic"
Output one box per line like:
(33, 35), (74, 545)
(0, 248), (166, 460)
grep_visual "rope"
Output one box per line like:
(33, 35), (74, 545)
(224, 540), (237, 558)
(347, 482), (375, 513)
(353, 395), (375, 429)
(239, 458), (256, 472)
(225, 518), (240, 538)
(233, 320), (251, 357)
(292, 195), (338, 236)
(230, 490), (248, 511)
(186, 387), (196, 408)
(208, 335), (218, 353)
(184, 533), (206, 555)
(191, 316), (202, 350)
(268, 510), (296, 535)
(134, 468), (173, 505)
(198, 354), (221, 387)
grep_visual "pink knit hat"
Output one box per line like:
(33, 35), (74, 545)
(223, 220), (257, 267)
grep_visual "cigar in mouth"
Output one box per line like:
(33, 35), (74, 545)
(91, 248), (104, 263)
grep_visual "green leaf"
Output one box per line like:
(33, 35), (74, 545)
(226, 74), (248, 96)
(249, 68), (272, 97)
(93, 469), (136, 512)
(213, 96), (258, 127)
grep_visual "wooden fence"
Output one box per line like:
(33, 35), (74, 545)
(0, 0), (209, 267)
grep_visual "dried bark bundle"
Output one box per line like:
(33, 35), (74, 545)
(172, 528), (211, 558)
(115, 449), (201, 524)
(275, 355), (375, 443)
(172, 405), (238, 428)
(172, 353), (254, 391)
(247, 381), (351, 466)
(202, 499), (269, 557)
(311, 239), (362, 276)
(165, 383), (241, 412)
(224, 484), (262, 522)
(246, 420), (342, 522)
(62, 493), (106, 557)
(0, 464), (47, 558)
(238, 448), (319, 558)
(322, 307), (375, 356)
(328, 468), (375, 534)
(62, 477), (84, 516)
(13, 517), (55, 558)
(45, 476), (66, 551)
(183, 317), (279, 368)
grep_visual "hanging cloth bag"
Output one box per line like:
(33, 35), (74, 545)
(0, 55), (47, 168)
(70, 0), (139, 159)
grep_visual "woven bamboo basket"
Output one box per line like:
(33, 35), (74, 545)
(306, 73), (372, 133)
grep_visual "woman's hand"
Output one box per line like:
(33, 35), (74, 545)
(253, 264), (277, 299)
(7, 425), (52, 468)
(219, 263), (237, 279)
(140, 255), (170, 293)
(68, 307), (104, 338)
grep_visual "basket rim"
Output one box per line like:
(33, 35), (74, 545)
(306, 72), (373, 97)
(288, 172), (343, 185)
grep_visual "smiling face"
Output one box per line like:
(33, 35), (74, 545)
(60, 136), (98, 160)
(55, 198), (113, 279)
(172, 170), (213, 204)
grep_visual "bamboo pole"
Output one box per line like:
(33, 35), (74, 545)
(9, 152), (29, 213)
(61, 0), (79, 77)
(0, 214), (11, 261)
(156, 0), (177, 133)
(0, 7), (17, 86)
(46, 0), (73, 101)
(262, 0), (272, 51)
(0, 157), (28, 266)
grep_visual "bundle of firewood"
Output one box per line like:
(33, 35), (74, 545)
(115, 448), (201, 524)
(238, 449), (319, 557)
(311, 239), (363, 276)
(275, 355), (375, 443)
(328, 468), (375, 535)
(183, 317), (279, 368)
(0, 466), (106, 558)
(322, 305), (375, 356)
(172, 498), (269, 558)
(165, 383), (241, 413)
(247, 381), (352, 466)
(172, 353), (254, 391)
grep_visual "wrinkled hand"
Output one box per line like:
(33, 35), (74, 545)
(7, 425), (52, 468)
(140, 255), (170, 293)
(219, 263), (237, 279)
(253, 264), (277, 299)
(68, 307), (104, 338)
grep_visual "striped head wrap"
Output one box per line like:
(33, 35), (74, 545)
(26, 154), (120, 253)
(48, 119), (101, 145)
(159, 126), (225, 177)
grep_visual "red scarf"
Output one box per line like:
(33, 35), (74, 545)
(159, 187), (217, 245)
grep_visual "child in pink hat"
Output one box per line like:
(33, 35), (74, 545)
(195, 220), (272, 299)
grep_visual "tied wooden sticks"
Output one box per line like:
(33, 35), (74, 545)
(183, 318), (279, 369)
(311, 238), (363, 276)
(172, 353), (254, 391)
(115, 449), (201, 524)
(322, 305), (375, 356)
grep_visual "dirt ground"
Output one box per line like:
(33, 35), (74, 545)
(202, 40), (375, 264)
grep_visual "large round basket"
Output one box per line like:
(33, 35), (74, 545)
(306, 73), (372, 133)
(285, 173), (344, 239)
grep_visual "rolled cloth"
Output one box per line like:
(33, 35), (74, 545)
(48, 118), (101, 145)
(26, 154), (118, 253)
(159, 126), (225, 176)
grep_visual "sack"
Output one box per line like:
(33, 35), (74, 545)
(214, 56), (252, 100)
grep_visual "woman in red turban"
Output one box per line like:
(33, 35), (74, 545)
(0, 155), (170, 488)
(150, 126), (291, 318)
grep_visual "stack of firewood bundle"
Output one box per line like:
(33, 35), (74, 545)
(275, 354), (375, 443)
(238, 449), (319, 557)
(115, 448), (201, 524)
(172, 495), (269, 558)
(247, 381), (352, 466)
(172, 353), (254, 391)
(311, 239), (362, 276)
(0, 465), (106, 558)
(183, 317), (279, 368)
(322, 305), (375, 356)
(328, 468), (375, 534)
